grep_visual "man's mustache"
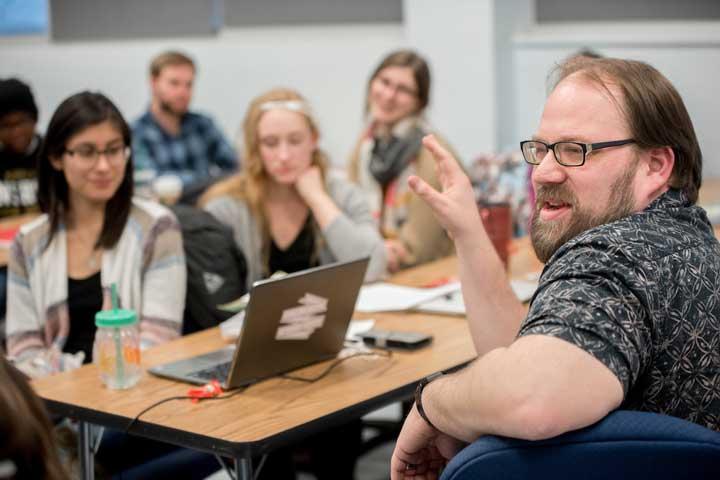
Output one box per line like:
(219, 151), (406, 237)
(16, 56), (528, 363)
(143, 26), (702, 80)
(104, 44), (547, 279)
(534, 184), (577, 211)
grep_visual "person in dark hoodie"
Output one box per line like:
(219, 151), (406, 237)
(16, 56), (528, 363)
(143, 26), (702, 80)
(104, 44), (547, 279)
(0, 78), (42, 345)
(0, 78), (42, 218)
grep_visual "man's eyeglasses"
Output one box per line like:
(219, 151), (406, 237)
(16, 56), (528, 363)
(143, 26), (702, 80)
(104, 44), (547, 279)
(64, 145), (130, 167)
(520, 139), (635, 167)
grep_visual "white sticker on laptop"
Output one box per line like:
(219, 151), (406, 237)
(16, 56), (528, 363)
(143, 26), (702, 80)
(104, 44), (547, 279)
(275, 293), (328, 340)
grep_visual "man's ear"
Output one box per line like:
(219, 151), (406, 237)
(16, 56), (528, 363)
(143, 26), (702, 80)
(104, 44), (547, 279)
(150, 74), (159, 93)
(646, 146), (675, 185)
(637, 146), (675, 203)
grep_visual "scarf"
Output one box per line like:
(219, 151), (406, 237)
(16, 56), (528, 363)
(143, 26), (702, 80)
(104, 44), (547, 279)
(369, 125), (425, 187)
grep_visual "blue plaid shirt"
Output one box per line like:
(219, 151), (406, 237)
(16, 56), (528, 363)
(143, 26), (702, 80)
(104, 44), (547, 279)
(131, 110), (238, 186)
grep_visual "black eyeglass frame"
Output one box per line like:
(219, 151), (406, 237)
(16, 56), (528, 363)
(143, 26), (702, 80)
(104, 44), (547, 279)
(520, 139), (636, 167)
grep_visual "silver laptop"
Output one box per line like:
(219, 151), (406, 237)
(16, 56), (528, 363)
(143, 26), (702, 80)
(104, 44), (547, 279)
(149, 257), (369, 389)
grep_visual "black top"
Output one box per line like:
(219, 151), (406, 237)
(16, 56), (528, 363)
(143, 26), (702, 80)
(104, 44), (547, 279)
(0, 134), (41, 218)
(520, 189), (720, 432)
(65, 271), (102, 363)
(269, 214), (318, 275)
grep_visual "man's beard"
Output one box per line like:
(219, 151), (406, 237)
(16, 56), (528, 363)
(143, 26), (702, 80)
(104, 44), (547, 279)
(530, 161), (638, 263)
(159, 98), (187, 118)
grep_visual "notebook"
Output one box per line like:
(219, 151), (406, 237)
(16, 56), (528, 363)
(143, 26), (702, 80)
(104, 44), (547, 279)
(149, 257), (369, 389)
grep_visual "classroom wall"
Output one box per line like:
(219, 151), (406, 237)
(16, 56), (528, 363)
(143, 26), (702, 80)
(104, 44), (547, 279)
(404, 0), (497, 161)
(2, 1), (720, 177)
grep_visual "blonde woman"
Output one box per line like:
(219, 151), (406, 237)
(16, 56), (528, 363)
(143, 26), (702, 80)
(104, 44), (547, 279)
(349, 49), (459, 272)
(202, 88), (385, 286)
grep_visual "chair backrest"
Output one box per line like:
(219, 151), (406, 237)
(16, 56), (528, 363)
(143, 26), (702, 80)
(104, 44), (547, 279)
(441, 410), (720, 480)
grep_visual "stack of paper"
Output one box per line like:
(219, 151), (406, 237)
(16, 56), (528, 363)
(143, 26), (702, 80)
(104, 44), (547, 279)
(355, 282), (461, 313)
(356, 278), (539, 316)
(415, 279), (539, 315)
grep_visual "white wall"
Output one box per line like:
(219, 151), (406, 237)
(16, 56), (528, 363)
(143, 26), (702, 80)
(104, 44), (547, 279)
(404, 0), (497, 161)
(494, 0), (534, 152)
(513, 21), (720, 177)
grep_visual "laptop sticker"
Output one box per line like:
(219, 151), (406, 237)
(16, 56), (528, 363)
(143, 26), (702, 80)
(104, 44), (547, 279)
(276, 293), (328, 340)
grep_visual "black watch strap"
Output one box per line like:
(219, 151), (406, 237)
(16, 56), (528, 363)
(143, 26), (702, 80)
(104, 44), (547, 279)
(414, 371), (444, 430)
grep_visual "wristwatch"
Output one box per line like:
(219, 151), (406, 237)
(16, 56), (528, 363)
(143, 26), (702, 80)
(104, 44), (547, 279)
(414, 371), (444, 430)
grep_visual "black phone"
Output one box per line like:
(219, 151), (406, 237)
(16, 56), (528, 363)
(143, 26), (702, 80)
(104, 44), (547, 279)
(359, 329), (433, 350)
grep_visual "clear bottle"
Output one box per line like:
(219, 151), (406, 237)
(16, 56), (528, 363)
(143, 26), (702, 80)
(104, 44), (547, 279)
(93, 308), (141, 389)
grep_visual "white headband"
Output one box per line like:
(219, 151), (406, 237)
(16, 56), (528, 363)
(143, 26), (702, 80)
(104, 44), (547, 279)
(259, 100), (312, 116)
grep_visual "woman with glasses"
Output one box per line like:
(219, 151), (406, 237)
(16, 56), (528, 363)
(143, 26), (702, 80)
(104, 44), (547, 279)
(348, 49), (460, 272)
(5, 91), (186, 378)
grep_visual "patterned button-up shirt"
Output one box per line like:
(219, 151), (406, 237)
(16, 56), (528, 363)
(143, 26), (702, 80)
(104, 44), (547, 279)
(132, 110), (238, 186)
(520, 189), (720, 431)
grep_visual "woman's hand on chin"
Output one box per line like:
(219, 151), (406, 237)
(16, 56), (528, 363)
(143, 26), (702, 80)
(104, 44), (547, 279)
(295, 165), (325, 203)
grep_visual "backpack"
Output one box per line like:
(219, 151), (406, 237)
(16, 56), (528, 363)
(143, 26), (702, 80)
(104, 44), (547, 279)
(170, 205), (248, 335)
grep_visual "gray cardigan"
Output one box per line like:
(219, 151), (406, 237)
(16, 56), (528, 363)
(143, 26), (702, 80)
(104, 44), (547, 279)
(204, 173), (386, 287)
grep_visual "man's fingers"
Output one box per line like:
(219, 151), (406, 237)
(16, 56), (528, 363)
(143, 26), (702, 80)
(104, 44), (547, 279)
(408, 175), (443, 209)
(422, 134), (461, 187)
(422, 134), (452, 163)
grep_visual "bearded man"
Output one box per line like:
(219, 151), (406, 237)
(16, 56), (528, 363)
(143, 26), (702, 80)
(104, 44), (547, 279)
(390, 56), (719, 479)
(132, 50), (237, 189)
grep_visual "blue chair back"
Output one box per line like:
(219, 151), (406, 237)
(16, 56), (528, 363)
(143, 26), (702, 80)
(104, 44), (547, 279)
(441, 410), (720, 480)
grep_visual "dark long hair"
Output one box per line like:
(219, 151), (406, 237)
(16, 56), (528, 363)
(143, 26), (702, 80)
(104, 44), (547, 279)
(37, 91), (133, 249)
(0, 357), (69, 480)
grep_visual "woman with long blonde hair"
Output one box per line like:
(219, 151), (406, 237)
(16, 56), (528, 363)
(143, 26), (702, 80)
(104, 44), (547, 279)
(201, 88), (385, 286)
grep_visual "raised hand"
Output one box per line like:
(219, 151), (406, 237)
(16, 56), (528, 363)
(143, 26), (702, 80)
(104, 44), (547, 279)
(407, 135), (482, 242)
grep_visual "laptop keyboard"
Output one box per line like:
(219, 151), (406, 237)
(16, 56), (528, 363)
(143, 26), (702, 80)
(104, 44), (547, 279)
(191, 361), (232, 382)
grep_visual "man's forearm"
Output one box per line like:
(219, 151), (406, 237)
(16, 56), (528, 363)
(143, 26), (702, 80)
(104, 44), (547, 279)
(419, 336), (624, 443)
(419, 348), (530, 443)
(455, 229), (526, 354)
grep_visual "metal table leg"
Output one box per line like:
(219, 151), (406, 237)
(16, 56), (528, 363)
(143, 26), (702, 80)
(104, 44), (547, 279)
(78, 421), (95, 480)
(235, 455), (253, 480)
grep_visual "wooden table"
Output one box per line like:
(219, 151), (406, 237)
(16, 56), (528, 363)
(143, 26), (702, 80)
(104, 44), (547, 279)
(32, 239), (542, 480)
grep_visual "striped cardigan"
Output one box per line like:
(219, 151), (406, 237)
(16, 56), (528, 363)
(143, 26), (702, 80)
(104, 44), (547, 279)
(5, 198), (186, 369)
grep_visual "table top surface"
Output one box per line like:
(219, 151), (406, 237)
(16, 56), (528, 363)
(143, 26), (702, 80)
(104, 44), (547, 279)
(31, 237), (542, 457)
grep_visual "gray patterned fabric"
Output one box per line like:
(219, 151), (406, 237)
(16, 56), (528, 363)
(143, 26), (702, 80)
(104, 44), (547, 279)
(520, 189), (720, 431)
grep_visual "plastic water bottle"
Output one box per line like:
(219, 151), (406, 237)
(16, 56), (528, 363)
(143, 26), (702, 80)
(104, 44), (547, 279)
(93, 285), (141, 389)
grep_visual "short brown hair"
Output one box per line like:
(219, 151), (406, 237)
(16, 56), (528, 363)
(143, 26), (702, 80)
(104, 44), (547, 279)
(149, 50), (195, 77)
(552, 57), (702, 204)
(366, 49), (431, 113)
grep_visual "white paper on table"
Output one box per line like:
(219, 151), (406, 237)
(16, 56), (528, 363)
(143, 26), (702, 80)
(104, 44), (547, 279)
(219, 310), (245, 340)
(355, 282), (462, 313)
(346, 319), (375, 340)
(414, 278), (539, 316)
